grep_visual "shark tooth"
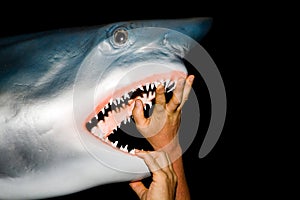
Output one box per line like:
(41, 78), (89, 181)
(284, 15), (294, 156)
(150, 83), (154, 89)
(129, 149), (135, 154)
(173, 80), (177, 88)
(124, 93), (130, 99)
(113, 99), (117, 106)
(165, 79), (170, 88)
(116, 98), (121, 104)
(124, 145), (128, 152)
(112, 141), (118, 147)
(91, 126), (97, 134)
(146, 83), (150, 91)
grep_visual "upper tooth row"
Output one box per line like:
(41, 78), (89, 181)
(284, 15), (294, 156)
(90, 79), (177, 122)
(108, 79), (176, 106)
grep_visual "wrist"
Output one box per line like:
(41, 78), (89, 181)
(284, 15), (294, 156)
(152, 140), (183, 162)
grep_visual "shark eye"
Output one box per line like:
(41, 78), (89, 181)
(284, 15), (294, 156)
(113, 28), (128, 46)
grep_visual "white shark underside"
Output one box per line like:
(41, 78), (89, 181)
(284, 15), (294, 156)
(0, 18), (211, 199)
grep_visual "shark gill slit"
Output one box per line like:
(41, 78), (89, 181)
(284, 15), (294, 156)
(85, 78), (178, 154)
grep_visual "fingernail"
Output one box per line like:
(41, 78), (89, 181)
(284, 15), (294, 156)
(157, 84), (164, 92)
(135, 100), (142, 108)
(189, 75), (195, 83)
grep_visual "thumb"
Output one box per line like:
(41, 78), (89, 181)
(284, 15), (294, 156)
(129, 181), (148, 199)
(132, 99), (147, 126)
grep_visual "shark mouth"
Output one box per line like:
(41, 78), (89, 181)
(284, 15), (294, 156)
(85, 72), (186, 155)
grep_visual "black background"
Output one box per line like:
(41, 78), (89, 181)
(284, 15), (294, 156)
(0, 2), (261, 199)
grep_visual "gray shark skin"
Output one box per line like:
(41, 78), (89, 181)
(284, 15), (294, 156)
(0, 18), (211, 199)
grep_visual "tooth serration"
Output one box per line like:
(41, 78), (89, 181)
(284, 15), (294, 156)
(139, 85), (144, 91)
(102, 108), (105, 115)
(127, 117), (131, 123)
(105, 104), (109, 109)
(95, 115), (98, 119)
(109, 99), (113, 105)
(154, 81), (159, 87)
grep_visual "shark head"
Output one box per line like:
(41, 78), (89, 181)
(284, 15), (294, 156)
(0, 18), (211, 199)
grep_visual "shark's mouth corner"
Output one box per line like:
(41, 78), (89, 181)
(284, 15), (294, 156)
(84, 71), (186, 155)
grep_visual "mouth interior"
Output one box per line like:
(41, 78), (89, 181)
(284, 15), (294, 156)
(85, 76), (179, 155)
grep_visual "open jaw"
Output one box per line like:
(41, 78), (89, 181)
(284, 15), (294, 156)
(84, 71), (186, 155)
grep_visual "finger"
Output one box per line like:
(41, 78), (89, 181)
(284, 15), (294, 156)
(155, 84), (166, 106)
(129, 181), (147, 199)
(177, 75), (194, 111)
(152, 84), (166, 115)
(151, 151), (175, 179)
(132, 99), (147, 126)
(166, 78), (185, 112)
(150, 151), (170, 170)
(165, 152), (175, 173)
(137, 151), (173, 180)
(136, 151), (161, 172)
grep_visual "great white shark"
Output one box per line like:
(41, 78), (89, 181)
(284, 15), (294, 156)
(0, 18), (211, 199)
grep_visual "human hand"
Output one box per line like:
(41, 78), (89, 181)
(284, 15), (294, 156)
(132, 75), (194, 159)
(129, 150), (177, 200)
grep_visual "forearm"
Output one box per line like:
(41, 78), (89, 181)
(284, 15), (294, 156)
(153, 144), (190, 200)
(173, 156), (190, 200)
